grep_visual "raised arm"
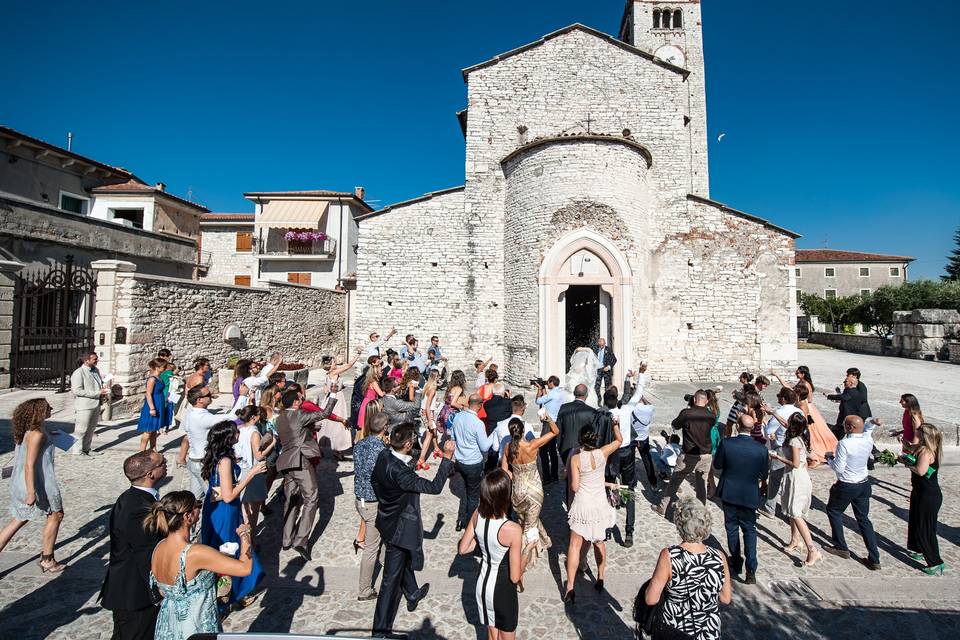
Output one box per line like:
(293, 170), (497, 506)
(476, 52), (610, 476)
(599, 422), (623, 458)
(530, 416), (559, 449)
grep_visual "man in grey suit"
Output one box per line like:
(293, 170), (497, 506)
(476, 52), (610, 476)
(275, 386), (339, 561)
(70, 351), (109, 456)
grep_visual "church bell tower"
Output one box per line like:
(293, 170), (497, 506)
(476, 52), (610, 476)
(620, 0), (709, 196)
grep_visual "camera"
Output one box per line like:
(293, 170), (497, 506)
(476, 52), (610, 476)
(530, 377), (546, 388)
(683, 393), (694, 403)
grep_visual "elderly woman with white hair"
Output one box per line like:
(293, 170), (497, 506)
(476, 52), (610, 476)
(644, 495), (731, 640)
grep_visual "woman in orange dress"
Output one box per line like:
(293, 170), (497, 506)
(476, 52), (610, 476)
(793, 382), (836, 463)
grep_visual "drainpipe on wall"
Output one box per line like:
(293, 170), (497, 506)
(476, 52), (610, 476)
(336, 196), (350, 352)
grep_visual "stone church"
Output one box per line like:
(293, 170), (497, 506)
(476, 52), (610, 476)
(351, 0), (799, 383)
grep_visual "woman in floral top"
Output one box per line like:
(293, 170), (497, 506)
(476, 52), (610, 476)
(353, 413), (389, 600)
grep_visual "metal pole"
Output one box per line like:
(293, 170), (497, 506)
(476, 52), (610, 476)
(58, 255), (73, 393)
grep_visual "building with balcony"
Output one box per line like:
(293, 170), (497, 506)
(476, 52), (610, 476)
(0, 125), (208, 278)
(243, 188), (372, 290)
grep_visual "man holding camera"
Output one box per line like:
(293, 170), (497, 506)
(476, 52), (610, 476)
(825, 367), (872, 441)
(534, 375), (564, 483)
(653, 389), (715, 516)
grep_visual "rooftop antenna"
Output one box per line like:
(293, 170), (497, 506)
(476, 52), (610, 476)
(187, 186), (193, 202)
(67, 132), (73, 151)
(822, 235), (829, 248)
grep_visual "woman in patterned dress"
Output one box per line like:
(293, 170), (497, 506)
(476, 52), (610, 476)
(501, 415), (559, 576)
(147, 491), (255, 640)
(315, 349), (362, 460)
(644, 495), (732, 640)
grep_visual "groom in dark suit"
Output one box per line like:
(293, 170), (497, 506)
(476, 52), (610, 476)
(595, 338), (617, 398)
(100, 451), (167, 640)
(372, 423), (456, 636)
(713, 414), (769, 584)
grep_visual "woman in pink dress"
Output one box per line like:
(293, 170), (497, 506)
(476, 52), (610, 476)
(357, 363), (384, 439)
(896, 394), (924, 452)
(793, 383), (836, 464)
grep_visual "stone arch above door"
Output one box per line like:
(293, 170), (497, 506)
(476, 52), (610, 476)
(538, 229), (633, 384)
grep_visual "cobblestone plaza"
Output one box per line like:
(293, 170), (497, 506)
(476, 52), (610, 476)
(1, 350), (958, 639)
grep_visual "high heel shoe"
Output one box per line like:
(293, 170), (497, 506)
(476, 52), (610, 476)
(803, 548), (822, 567)
(562, 590), (575, 606)
(922, 563), (946, 576)
(37, 555), (66, 573)
(594, 579), (605, 593)
(907, 551), (926, 563)
(783, 541), (804, 554)
(353, 539), (365, 554)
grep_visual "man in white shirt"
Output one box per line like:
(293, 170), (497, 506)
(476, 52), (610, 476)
(176, 385), (239, 498)
(760, 387), (803, 518)
(366, 327), (397, 358)
(491, 395), (535, 463)
(823, 415), (881, 570)
(606, 378), (649, 547)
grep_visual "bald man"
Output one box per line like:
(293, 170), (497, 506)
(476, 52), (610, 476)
(713, 414), (770, 584)
(449, 393), (495, 531)
(823, 415), (881, 570)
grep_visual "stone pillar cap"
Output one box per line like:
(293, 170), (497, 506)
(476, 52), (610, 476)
(0, 259), (25, 273)
(91, 260), (137, 272)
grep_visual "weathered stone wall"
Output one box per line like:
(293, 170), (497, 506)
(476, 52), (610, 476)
(949, 341), (960, 364)
(892, 309), (960, 360)
(94, 262), (345, 409)
(808, 332), (885, 355)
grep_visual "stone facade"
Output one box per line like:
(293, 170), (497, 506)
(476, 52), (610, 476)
(351, 4), (798, 384)
(892, 309), (960, 360)
(949, 341), (960, 365)
(200, 220), (255, 285)
(92, 261), (346, 408)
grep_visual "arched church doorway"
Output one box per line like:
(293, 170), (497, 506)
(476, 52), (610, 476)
(538, 230), (633, 384)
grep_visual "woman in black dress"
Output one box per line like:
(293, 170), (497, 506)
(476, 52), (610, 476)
(906, 423), (945, 575)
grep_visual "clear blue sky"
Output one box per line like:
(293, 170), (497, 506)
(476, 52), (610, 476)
(2, 1), (957, 278)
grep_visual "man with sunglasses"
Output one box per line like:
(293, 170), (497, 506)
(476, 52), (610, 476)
(177, 385), (240, 499)
(366, 327), (397, 358)
(100, 450), (167, 640)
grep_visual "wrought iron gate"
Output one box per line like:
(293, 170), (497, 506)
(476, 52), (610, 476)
(11, 255), (97, 390)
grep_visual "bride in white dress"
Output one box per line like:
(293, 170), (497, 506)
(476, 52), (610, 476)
(564, 347), (600, 408)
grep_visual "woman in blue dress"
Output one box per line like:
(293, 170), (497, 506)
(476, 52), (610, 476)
(137, 358), (167, 452)
(200, 421), (266, 607)
(147, 490), (256, 640)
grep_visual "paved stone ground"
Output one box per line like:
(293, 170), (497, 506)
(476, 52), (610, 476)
(0, 348), (958, 639)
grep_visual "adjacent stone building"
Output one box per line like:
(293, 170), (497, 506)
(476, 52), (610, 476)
(352, 1), (800, 382)
(199, 213), (255, 286)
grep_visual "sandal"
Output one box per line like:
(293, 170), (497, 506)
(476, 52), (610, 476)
(38, 555), (67, 573)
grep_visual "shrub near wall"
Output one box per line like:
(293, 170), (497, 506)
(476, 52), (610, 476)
(109, 274), (345, 407)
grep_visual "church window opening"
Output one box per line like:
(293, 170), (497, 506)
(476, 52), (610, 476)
(653, 9), (661, 29)
(673, 10), (682, 28)
(661, 10), (671, 29)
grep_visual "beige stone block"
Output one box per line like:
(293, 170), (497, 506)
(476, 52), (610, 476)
(94, 299), (115, 318)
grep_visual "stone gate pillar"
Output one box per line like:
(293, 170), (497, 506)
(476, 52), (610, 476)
(0, 260), (25, 390)
(91, 260), (136, 416)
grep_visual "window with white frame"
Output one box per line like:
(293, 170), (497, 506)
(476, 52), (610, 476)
(824, 267), (835, 277)
(889, 266), (901, 277)
(824, 289), (837, 300)
(59, 191), (89, 215)
(859, 267), (870, 277)
(860, 288), (871, 296)
(796, 289), (802, 304)
(795, 267), (801, 278)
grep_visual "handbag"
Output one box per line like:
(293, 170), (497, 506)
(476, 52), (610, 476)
(632, 578), (662, 638)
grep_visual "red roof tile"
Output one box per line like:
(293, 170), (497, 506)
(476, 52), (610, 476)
(201, 213), (255, 223)
(91, 179), (209, 212)
(796, 249), (914, 263)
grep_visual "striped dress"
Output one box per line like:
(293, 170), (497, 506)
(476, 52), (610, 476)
(474, 516), (518, 632)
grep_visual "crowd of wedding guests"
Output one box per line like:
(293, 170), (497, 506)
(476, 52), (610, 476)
(0, 331), (950, 640)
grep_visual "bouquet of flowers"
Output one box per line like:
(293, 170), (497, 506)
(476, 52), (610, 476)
(876, 449), (899, 467)
(283, 230), (328, 242)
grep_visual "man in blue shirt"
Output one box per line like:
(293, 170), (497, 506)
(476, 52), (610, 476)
(450, 394), (494, 530)
(535, 376), (564, 483)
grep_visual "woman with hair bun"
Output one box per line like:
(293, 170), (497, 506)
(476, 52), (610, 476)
(563, 422), (622, 604)
(200, 421), (265, 607)
(147, 490), (255, 639)
(137, 359), (168, 452)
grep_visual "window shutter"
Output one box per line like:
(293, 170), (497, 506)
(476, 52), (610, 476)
(234, 275), (251, 287)
(236, 232), (252, 252)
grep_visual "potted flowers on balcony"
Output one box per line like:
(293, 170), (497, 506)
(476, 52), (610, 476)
(283, 230), (328, 255)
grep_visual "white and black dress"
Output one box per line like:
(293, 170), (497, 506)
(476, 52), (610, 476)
(474, 515), (518, 632)
(656, 546), (724, 640)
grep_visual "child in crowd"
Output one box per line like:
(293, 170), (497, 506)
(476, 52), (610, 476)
(652, 431), (683, 481)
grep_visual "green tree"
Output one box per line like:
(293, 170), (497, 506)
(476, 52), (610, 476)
(944, 226), (960, 281)
(800, 292), (861, 333)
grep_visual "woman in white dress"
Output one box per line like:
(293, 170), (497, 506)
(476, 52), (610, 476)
(770, 412), (822, 567)
(316, 348), (363, 460)
(565, 347), (600, 408)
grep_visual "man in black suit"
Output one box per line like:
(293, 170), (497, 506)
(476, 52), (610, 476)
(482, 382), (513, 472)
(556, 384), (597, 465)
(100, 451), (167, 640)
(594, 338), (617, 398)
(825, 367), (872, 440)
(372, 423), (456, 637)
(713, 414), (770, 584)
